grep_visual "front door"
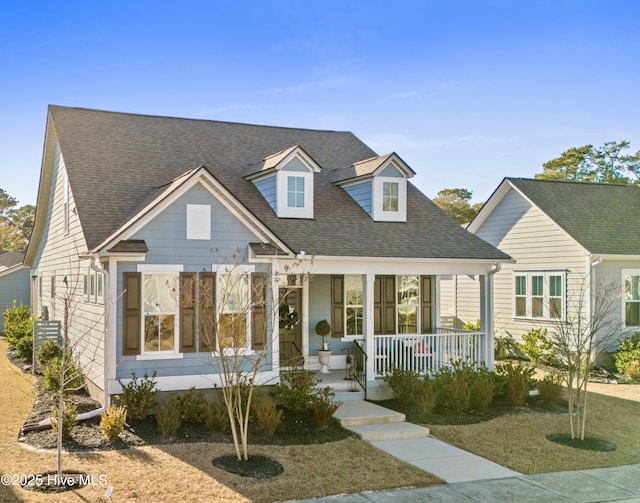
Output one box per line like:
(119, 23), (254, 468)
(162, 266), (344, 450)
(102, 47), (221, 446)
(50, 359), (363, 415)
(279, 287), (303, 367)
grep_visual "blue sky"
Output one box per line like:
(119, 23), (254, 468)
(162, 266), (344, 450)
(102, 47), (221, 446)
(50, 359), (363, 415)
(2, 0), (639, 207)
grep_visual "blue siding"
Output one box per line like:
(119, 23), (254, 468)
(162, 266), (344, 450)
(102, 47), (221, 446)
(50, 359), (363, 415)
(115, 183), (273, 379)
(344, 181), (373, 217)
(308, 275), (354, 355)
(0, 268), (30, 332)
(379, 165), (404, 178)
(281, 157), (309, 173)
(253, 176), (277, 213)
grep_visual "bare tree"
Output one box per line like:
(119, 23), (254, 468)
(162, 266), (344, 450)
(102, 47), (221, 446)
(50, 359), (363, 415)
(545, 276), (624, 440)
(198, 252), (311, 461)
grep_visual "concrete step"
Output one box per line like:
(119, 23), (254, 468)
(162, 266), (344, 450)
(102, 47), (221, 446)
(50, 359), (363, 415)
(344, 421), (431, 442)
(333, 400), (405, 427)
(334, 390), (365, 402)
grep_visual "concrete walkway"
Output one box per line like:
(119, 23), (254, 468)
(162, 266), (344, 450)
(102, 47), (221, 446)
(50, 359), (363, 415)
(290, 400), (640, 502)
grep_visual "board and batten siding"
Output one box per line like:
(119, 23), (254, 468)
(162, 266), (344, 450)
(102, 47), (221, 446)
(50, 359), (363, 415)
(115, 182), (274, 380)
(462, 186), (589, 341)
(31, 141), (107, 391)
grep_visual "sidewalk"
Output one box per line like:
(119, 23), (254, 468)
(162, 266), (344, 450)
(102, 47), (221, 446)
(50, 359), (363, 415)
(289, 464), (640, 502)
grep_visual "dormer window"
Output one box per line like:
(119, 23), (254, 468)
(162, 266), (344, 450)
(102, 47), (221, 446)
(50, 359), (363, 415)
(333, 152), (414, 223)
(287, 176), (305, 208)
(382, 181), (399, 212)
(245, 145), (321, 220)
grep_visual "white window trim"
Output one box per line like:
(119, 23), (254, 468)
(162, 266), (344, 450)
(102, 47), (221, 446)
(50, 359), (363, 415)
(372, 177), (407, 222)
(622, 269), (640, 328)
(136, 264), (184, 359)
(213, 263), (255, 355)
(186, 204), (211, 240)
(513, 271), (566, 321)
(276, 171), (314, 218)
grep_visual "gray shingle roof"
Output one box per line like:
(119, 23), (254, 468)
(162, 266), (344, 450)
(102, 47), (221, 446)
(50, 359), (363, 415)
(0, 251), (25, 268)
(49, 105), (508, 261)
(509, 178), (640, 255)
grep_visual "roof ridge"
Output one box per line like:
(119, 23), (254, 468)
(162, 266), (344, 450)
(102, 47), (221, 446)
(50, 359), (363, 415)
(509, 176), (640, 189)
(48, 104), (350, 134)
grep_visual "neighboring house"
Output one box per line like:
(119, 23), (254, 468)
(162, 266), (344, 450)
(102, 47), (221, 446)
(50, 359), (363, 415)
(24, 105), (509, 402)
(0, 251), (29, 333)
(446, 177), (640, 349)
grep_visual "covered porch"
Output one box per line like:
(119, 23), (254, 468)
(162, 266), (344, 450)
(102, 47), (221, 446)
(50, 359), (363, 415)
(269, 257), (499, 398)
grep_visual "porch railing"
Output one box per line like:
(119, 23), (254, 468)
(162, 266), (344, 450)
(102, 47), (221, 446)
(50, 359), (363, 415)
(352, 339), (367, 395)
(373, 327), (484, 377)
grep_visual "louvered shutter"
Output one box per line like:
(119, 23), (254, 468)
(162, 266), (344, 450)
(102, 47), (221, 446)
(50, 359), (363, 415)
(179, 272), (196, 353)
(331, 275), (344, 338)
(251, 272), (267, 350)
(122, 272), (141, 356)
(199, 272), (216, 351)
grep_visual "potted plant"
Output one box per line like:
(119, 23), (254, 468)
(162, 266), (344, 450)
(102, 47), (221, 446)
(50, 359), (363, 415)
(315, 319), (331, 373)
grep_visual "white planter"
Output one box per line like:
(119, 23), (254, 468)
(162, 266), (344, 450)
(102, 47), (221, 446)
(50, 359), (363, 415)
(317, 350), (332, 374)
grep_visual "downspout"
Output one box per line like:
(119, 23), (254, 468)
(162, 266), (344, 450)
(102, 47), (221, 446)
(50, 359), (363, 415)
(21, 255), (110, 433)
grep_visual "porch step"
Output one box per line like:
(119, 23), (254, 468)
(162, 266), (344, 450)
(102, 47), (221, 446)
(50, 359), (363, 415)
(345, 421), (430, 442)
(333, 390), (365, 402)
(333, 400), (405, 427)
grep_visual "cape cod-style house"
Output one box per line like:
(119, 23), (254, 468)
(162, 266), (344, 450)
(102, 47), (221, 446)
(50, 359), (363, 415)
(24, 106), (510, 402)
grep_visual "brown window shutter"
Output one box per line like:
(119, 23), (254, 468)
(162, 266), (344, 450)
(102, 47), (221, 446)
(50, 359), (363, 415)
(179, 272), (196, 353)
(331, 275), (344, 338)
(374, 276), (383, 334)
(251, 272), (267, 351)
(199, 272), (216, 351)
(122, 272), (141, 356)
(383, 275), (396, 335)
(421, 275), (433, 334)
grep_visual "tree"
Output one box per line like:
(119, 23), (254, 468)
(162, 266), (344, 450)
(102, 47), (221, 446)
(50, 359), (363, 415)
(198, 252), (311, 461)
(535, 141), (640, 185)
(432, 188), (483, 224)
(544, 277), (623, 440)
(0, 188), (35, 251)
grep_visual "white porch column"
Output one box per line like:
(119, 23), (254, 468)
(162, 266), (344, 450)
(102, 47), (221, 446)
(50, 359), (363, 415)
(363, 274), (375, 381)
(301, 273), (309, 358)
(479, 273), (495, 370)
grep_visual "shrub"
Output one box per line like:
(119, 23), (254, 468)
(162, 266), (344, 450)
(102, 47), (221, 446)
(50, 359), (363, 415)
(51, 402), (77, 439)
(614, 333), (640, 380)
(253, 398), (283, 435)
(37, 340), (63, 367)
(100, 405), (127, 441)
(517, 328), (556, 364)
(204, 400), (229, 433)
(468, 367), (496, 414)
(42, 356), (85, 396)
(155, 403), (181, 436)
(4, 301), (34, 360)
(462, 318), (481, 331)
(536, 373), (563, 408)
(496, 361), (535, 406)
(170, 387), (209, 423)
(383, 366), (423, 406)
(416, 378), (437, 416)
(272, 370), (319, 413)
(311, 387), (341, 428)
(116, 372), (158, 421)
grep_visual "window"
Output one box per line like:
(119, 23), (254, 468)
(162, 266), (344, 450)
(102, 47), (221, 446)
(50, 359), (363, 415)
(397, 275), (419, 333)
(97, 273), (104, 303)
(624, 272), (640, 327)
(287, 176), (305, 208)
(51, 275), (56, 299)
(514, 272), (565, 320)
(345, 275), (363, 336)
(218, 272), (249, 349)
(143, 273), (178, 353)
(186, 204), (211, 240)
(382, 181), (399, 212)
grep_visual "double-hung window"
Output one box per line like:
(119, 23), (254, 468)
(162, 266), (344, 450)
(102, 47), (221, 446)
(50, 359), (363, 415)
(513, 272), (565, 320)
(287, 176), (305, 208)
(218, 271), (250, 349)
(382, 181), (399, 212)
(397, 275), (420, 333)
(624, 271), (640, 327)
(143, 273), (178, 353)
(345, 275), (363, 336)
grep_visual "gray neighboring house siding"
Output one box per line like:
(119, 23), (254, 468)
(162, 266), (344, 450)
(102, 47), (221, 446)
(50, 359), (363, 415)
(0, 254), (30, 332)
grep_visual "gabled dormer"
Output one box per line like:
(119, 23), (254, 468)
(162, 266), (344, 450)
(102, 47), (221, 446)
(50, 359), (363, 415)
(332, 152), (415, 222)
(245, 145), (321, 219)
